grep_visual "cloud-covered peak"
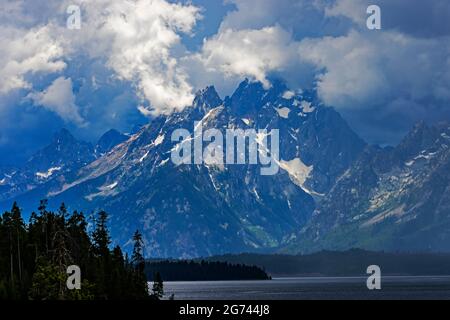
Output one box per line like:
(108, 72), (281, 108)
(76, 0), (202, 115)
(196, 25), (299, 89)
(1, 0), (450, 166)
(52, 128), (77, 144)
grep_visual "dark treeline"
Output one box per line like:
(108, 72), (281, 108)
(208, 249), (450, 276)
(0, 200), (156, 300)
(145, 260), (271, 281)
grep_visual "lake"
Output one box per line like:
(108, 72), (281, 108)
(161, 276), (450, 300)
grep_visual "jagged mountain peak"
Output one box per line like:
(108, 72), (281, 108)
(52, 128), (77, 145)
(295, 119), (450, 254)
(0, 128), (98, 203)
(96, 129), (129, 156)
(1, 79), (368, 258)
(395, 121), (441, 161)
(226, 79), (305, 116)
(26, 128), (95, 172)
(193, 85), (223, 112)
(233, 78), (288, 95)
(195, 85), (219, 99)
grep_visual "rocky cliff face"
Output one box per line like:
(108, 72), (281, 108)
(0, 80), (365, 258)
(292, 121), (450, 253)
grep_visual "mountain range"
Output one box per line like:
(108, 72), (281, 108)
(0, 79), (448, 257)
(291, 121), (450, 253)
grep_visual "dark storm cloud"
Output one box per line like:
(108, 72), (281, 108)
(1, 0), (450, 163)
(378, 0), (450, 38)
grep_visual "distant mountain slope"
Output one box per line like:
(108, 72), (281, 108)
(95, 129), (129, 157)
(3, 80), (449, 257)
(0, 80), (365, 258)
(290, 121), (450, 253)
(0, 129), (96, 203)
(0, 128), (128, 206)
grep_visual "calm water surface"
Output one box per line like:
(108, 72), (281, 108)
(160, 276), (450, 300)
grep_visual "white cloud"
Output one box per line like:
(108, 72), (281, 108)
(219, 0), (335, 36)
(28, 77), (86, 126)
(186, 0), (340, 96)
(0, 0), (202, 116)
(196, 26), (299, 88)
(137, 105), (153, 117)
(1, 0), (450, 146)
(71, 0), (202, 115)
(0, 25), (66, 94)
(324, 0), (367, 25)
(298, 30), (450, 110)
(282, 90), (296, 99)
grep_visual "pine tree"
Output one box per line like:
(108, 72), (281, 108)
(110, 246), (125, 299)
(132, 230), (145, 272)
(7, 203), (27, 297)
(66, 210), (90, 266)
(28, 257), (64, 300)
(52, 204), (72, 267)
(0, 201), (151, 300)
(91, 211), (112, 298)
(92, 211), (111, 257)
(152, 272), (164, 299)
(37, 200), (50, 256)
(131, 230), (149, 298)
(57, 203), (69, 221)
(52, 226), (72, 298)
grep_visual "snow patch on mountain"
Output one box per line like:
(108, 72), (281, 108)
(196, 106), (224, 129)
(157, 158), (170, 167)
(414, 151), (437, 161)
(301, 101), (315, 113)
(48, 136), (134, 197)
(154, 134), (165, 147)
(85, 181), (119, 201)
(279, 158), (313, 193)
(405, 160), (414, 166)
(204, 142), (225, 171)
(252, 187), (262, 201)
(103, 181), (118, 190)
(275, 107), (291, 119)
(36, 167), (62, 179)
(139, 151), (150, 163)
(363, 205), (406, 227)
(282, 91), (295, 99)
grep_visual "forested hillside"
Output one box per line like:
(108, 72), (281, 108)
(0, 200), (153, 300)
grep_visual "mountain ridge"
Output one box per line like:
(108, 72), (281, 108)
(2, 80), (448, 258)
(0, 80), (366, 258)
(290, 121), (450, 253)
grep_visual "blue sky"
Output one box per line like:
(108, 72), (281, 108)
(0, 0), (450, 165)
